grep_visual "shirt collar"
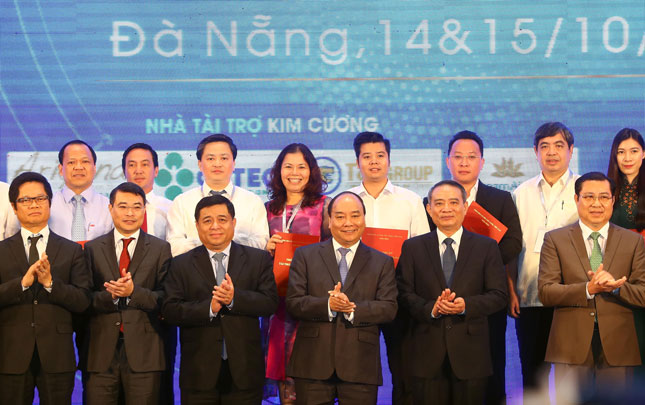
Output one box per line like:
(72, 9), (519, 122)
(538, 169), (573, 188)
(356, 179), (393, 197)
(202, 182), (233, 197)
(113, 228), (141, 245)
(62, 184), (95, 203)
(206, 241), (232, 259)
(21, 225), (50, 244)
(332, 238), (360, 255)
(437, 226), (464, 247)
(467, 180), (479, 204)
(578, 220), (609, 241)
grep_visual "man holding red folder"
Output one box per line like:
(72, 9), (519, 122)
(423, 131), (522, 404)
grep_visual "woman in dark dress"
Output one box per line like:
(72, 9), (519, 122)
(607, 127), (645, 376)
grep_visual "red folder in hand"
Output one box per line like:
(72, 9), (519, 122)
(463, 201), (507, 243)
(361, 227), (408, 267)
(273, 232), (319, 296)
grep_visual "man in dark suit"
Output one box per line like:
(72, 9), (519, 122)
(0, 172), (91, 404)
(538, 172), (645, 402)
(84, 182), (171, 404)
(399, 180), (507, 404)
(163, 195), (277, 404)
(286, 191), (398, 405)
(423, 131), (522, 404)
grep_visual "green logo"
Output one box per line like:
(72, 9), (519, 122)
(155, 152), (197, 200)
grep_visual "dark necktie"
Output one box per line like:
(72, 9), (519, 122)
(212, 252), (228, 359)
(442, 238), (456, 286)
(28, 235), (42, 266)
(338, 248), (350, 284)
(210, 190), (227, 197)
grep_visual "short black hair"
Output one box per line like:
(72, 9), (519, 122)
(122, 143), (159, 171)
(327, 191), (366, 216)
(109, 182), (147, 205)
(574, 172), (616, 197)
(352, 132), (391, 159)
(195, 195), (235, 221)
(196, 134), (237, 161)
(58, 140), (97, 165)
(428, 180), (468, 203)
(9, 172), (53, 206)
(448, 130), (484, 157)
(534, 122), (574, 148)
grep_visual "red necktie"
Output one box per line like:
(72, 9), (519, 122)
(118, 238), (133, 332)
(141, 210), (148, 233)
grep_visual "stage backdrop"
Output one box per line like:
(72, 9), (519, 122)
(1, 1), (643, 199)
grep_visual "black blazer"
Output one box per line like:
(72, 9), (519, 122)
(84, 230), (171, 373)
(0, 231), (91, 374)
(286, 239), (398, 385)
(423, 181), (522, 265)
(396, 229), (507, 380)
(162, 241), (278, 391)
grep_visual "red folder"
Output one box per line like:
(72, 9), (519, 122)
(273, 232), (320, 296)
(361, 227), (408, 267)
(463, 201), (507, 243)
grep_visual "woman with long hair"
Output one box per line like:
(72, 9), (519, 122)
(264, 143), (330, 403)
(607, 127), (645, 376)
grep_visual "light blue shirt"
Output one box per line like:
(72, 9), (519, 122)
(49, 185), (113, 241)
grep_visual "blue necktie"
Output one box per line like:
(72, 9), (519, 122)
(338, 247), (350, 284)
(71, 194), (86, 241)
(212, 252), (227, 359)
(442, 238), (456, 286)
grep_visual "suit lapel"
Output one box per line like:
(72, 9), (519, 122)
(601, 224), (619, 276)
(7, 232), (29, 275)
(45, 232), (62, 266)
(343, 242), (369, 291)
(570, 224), (593, 278)
(128, 231), (150, 277)
(422, 231), (446, 289)
(451, 230), (472, 287)
(226, 241), (246, 282)
(319, 239), (341, 285)
(101, 231), (121, 280)
(193, 246), (217, 287)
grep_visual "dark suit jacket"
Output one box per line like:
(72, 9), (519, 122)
(538, 223), (645, 366)
(423, 181), (522, 266)
(396, 229), (507, 380)
(162, 242), (277, 391)
(0, 231), (91, 374)
(84, 230), (171, 373)
(286, 239), (398, 386)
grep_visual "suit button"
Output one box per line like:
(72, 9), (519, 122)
(33, 300), (38, 305)
(30, 322), (35, 327)
(590, 312), (595, 317)
(446, 325), (452, 329)
(115, 322), (121, 326)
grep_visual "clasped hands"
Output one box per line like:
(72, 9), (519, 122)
(211, 273), (235, 313)
(328, 282), (356, 313)
(431, 288), (466, 317)
(21, 253), (52, 288)
(587, 264), (626, 295)
(105, 272), (134, 299)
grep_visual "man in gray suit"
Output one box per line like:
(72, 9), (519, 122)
(286, 191), (398, 404)
(84, 182), (171, 404)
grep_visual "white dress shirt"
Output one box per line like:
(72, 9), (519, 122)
(145, 191), (171, 239)
(20, 225), (52, 292)
(348, 180), (429, 238)
(513, 170), (579, 307)
(49, 185), (113, 241)
(166, 182), (269, 256)
(0, 181), (20, 240)
(328, 238), (360, 323)
(437, 226), (463, 262)
(113, 228), (140, 264)
(466, 180), (479, 207)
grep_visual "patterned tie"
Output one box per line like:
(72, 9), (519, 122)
(71, 195), (86, 241)
(212, 252), (227, 359)
(589, 232), (602, 272)
(210, 190), (227, 197)
(338, 248), (350, 284)
(28, 235), (42, 266)
(442, 238), (456, 286)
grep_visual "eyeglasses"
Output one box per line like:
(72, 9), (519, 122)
(449, 154), (480, 163)
(114, 205), (144, 213)
(16, 195), (50, 206)
(579, 194), (613, 205)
